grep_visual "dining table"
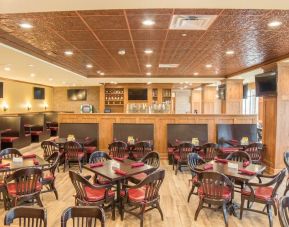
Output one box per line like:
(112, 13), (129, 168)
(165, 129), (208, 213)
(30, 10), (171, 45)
(83, 158), (155, 213)
(195, 159), (266, 216)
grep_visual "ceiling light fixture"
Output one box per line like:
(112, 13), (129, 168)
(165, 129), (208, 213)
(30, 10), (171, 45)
(144, 49), (153, 54)
(181, 33), (187, 37)
(146, 64), (152, 68)
(19, 22), (33, 29)
(226, 50), (235, 55)
(205, 64), (212, 68)
(142, 19), (155, 26)
(268, 21), (282, 27)
(64, 50), (73, 56)
(118, 49), (126, 55)
(86, 64), (93, 69)
(193, 72), (199, 76)
(100, 72), (105, 76)
(4, 67), (11, 71)
(146, 72), (151, 76)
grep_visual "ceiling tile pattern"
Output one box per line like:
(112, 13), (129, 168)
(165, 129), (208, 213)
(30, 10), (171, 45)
(1, 8), (289, 78)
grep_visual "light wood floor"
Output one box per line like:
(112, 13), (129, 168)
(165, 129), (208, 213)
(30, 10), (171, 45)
(0, 141), (284, 227)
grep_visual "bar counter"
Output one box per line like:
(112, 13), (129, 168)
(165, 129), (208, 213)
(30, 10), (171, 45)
(58, 113), (257, 159)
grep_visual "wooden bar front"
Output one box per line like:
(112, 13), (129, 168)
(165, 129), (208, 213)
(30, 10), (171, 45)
(58, 113), (257, 159)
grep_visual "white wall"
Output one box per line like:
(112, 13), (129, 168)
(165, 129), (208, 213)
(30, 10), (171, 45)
(173, 89), (191, 114)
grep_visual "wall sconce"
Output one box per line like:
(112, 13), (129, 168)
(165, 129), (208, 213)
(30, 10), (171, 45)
(26, 103), (32, 111)
(2, 102), (8, 112)
(44, 103), (48, 110)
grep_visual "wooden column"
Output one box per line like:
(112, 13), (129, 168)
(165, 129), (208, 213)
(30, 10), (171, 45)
(222, 79), (243, 114)
(263, 62), (289, 172)
(201, 85), (220, 114)
(98, 86), (105, 113)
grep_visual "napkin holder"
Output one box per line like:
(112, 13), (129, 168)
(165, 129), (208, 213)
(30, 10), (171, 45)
(67, 134), (75, 142)
(127, 136), (135, 145)
(240, 137), (249, 146)
(192, 138), (199, 146)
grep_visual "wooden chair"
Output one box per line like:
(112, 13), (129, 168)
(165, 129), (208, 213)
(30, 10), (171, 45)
(63, 141), (85, 173)
(41, 141), (59, 161)
(120, 169), (165, 227)
(187, 153), (205, 203)
(278, 196), (289, 227)
(194, 171), (234, 227)
(173, 142), (194, 175)
(132, 141), (152, 160)
(4, 206), (47, 227)
(69, 171), (115, 220)
(108, 141), (128, 159)
(89, 151), (112, 185)
(226, 151), (252, 163)
(244, 142), (264, 164)
(5, 167), (43, 208)
(202, 143), (218, 162)
(284, 151), (289, 195)
(129, 151), (160, 184)
(240, 168), (286, 227)
(0, 148), (22, 158)
(61, 206), (105, 227)
(40, 152), (60, 199)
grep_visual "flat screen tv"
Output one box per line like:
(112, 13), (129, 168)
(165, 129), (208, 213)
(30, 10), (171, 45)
(67, 89), (87, 101)
(34, 87), (45, 100)
(218, 84), (226, 100)
(128, 89), (147, 100)
(255, 71), (277, 97)
(0, 82), (3, 98)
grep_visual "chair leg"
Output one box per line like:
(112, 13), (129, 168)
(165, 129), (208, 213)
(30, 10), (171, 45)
(240, 197), (245, 220)
(175, 162), (178, 175)
(156, 201), (164, 221)
(51, 182), (58, 200)
(111, 200), (115, 221)
(194, 200), (203, 221)
(222, 203), (228, 227)
(266, 205), (273, 227)
(78, 160), (82, 173)
(120, 198), (124, 221)
(139, 205), (146, 227)
(36, 195), (44, 207)
(187, 186), (195, 203)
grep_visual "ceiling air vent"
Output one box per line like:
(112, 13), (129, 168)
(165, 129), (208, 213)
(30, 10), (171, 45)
(169, 15), (218, 30)
(159, 64), (179, 68)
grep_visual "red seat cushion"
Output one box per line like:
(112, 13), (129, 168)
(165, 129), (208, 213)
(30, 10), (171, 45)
(1, 137), (19, 143)
(131, 172), (147, 181)
(7, 182), (42, 196)
(241, 186), (274, 201)
(198, 186), (232, 200)
(121, 188), (145, 202)
(31, 131), (43, 136)
(84, 186), (114, 202)
(168, 147), (174, 154)
(42, 172), (55, 181)
(85, 146), (97, 154)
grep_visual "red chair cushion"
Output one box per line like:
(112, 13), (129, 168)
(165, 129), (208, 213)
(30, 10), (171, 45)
(131, 172), (147, 181)
(85, 146), (97, 154)
(121, 188), (145, 202)
(84, 186), (114, 202)
(7, 182), (42, 196)
(31, 131), (43, 136)
(1, 137), (19, 143)
(242, 186), (274, 201)
(168, 147), (174, 154)
(43, 172), (55, 181)
(198, 186), (232, 200)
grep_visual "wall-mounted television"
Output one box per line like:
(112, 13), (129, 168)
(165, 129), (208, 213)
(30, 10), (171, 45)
(67, 89), (87, 101)
(255, 71), (277, 97)
(218, 84), (226, 100)
(128, 89), (147, 100)
(34, 87), (45, 100)
(0, 82), (3, 98)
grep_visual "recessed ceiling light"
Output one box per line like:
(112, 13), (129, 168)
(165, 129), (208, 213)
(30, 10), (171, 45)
(19, 22), (33, 29)
(147, 81), (152, 85)
(100, 72), (105, 76)
(146, 72), (151, 76)
(181, 33), (187, 37)
(118, 49), (126, 55)
(30, 73), (35, 77)
(142, 19), (155, 26)
(64, 50), (73, 56)
(86, 64), (93, 69)
(48, 78), (53, 81)
(144, 49), (153, 54)
(205, 64), (212, 68)
(226, 50), (235, 55)
(97, 70), (101, 74)
(268, 21), (282, 27)
(4, 67), (11, 71)
(193, 72), (199, 76)
(146, 64), (152, 68)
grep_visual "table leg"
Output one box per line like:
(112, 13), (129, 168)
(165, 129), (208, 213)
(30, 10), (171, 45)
(116, 180), (122, 215)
